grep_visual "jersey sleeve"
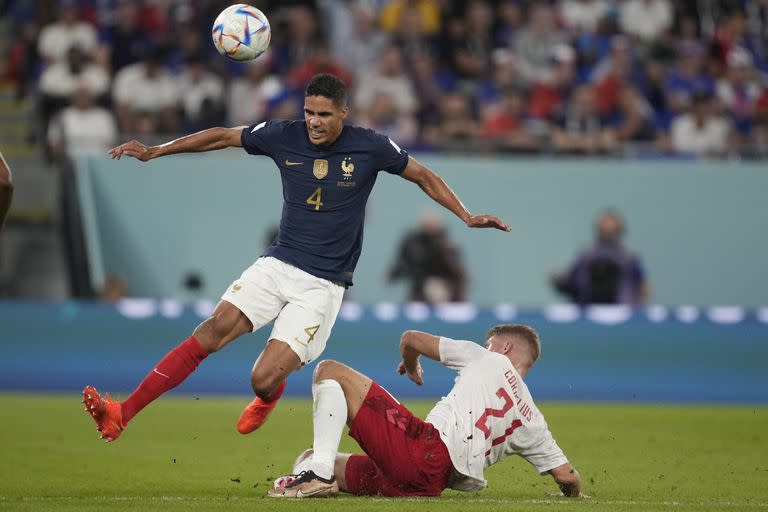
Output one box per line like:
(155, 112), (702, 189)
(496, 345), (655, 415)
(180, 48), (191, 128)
(372, 132), (409, 175)
(241, 120), (282, 156)
(438, 337), (489, 371)
(519, 428), (569, 475)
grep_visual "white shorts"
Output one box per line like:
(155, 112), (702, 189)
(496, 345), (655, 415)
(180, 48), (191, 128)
(221, 257), (345, 365)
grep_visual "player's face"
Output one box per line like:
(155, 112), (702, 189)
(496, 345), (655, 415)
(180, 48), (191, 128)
(304, 95), (348, 146)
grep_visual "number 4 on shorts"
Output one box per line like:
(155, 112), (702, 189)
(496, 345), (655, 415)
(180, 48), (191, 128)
(304, 324), (320, 343)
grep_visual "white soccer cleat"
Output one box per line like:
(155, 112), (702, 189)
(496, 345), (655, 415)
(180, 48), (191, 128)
(273, 474), (298, 490)
(267, 470), (339, 498)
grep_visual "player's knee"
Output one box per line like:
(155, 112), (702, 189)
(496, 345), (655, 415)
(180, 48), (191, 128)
(193, 313), (238, 353)
(250, 369), (282, 399)
(313, 359), (342, 384)
(192, 319), (221, 353)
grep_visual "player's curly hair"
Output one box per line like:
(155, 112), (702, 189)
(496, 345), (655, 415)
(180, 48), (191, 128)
(486, 324), (541, 364)
(305, 73), (346, 107)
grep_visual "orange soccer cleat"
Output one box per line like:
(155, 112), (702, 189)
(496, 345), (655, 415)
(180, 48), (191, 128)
(236, 380), (286, 434)
(82, 385), (124, 442)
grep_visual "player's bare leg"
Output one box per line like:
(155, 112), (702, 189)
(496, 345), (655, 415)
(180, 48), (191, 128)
(269, 360), (371, 497)
(236, 339), (301, 433)
(83, 301), (251, 441)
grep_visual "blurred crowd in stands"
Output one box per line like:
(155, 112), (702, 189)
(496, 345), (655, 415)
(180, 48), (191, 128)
(3, 0), (768, 159)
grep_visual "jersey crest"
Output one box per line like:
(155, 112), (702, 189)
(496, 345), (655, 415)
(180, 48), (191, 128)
(341, 157), (355, 179)
(313, 159), (328, 179)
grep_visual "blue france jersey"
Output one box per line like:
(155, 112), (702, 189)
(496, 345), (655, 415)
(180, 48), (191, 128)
(241, 120), (409, 286)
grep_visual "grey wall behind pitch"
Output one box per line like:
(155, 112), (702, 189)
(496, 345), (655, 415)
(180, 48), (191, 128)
(75, 153), (768, 306)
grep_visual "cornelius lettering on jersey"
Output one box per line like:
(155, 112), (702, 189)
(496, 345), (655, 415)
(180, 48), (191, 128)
(505, 370), (533, 422)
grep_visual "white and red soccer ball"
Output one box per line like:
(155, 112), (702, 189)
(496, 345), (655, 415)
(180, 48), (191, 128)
(212, 4), (271, 61)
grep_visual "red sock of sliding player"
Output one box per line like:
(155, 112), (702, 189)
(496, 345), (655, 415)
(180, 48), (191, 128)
(120, 336), (208, 425)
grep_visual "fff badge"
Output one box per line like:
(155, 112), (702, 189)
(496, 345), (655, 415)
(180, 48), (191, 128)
(313, 159), (329, 179)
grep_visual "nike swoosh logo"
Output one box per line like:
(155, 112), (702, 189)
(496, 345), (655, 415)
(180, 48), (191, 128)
(285, 160), (304, 166)
(296, 487), (330, 498)
(153, 368), (170, 379)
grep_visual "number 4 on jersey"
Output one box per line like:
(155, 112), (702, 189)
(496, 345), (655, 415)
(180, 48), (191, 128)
(307, 187), (323, 210)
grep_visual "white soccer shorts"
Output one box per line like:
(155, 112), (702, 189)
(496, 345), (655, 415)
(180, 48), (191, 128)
(221, 256), (345, 365)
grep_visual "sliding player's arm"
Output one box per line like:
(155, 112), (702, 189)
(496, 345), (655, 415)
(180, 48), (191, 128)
(396, 330), (441, 385)
(398, 331), (490, 385)
(108, 127), (246, 161)
(547, 463), (585, 498)
(0, 152), (14, 232)
(400, 156), (511, 232)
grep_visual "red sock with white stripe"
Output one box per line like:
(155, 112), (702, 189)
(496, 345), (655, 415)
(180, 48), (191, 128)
(120, 336), (208, 425)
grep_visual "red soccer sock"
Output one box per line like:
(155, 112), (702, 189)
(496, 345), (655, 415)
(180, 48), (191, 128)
(120, 336), (208, 425)
(264, 378), (286, 403)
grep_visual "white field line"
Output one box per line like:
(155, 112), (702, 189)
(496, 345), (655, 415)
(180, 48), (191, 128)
(1, 496), (767, 507)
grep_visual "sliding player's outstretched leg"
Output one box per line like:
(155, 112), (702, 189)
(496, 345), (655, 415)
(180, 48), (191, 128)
(81, 301), (252, 441)
(237, 338), (301, 433)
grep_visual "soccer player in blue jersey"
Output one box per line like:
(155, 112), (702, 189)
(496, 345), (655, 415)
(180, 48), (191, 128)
(83, 74), (510, 442)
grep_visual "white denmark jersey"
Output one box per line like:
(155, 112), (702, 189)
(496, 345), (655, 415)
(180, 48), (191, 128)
(425, 337), (568, 491)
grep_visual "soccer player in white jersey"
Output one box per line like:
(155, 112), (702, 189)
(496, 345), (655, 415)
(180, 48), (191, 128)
(268, 324), (584, 498)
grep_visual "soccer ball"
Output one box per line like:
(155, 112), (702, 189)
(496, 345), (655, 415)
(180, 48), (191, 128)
(211, 4), (271, 61)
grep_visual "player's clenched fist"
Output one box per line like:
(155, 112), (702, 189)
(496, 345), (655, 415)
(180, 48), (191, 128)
(397, 361), (424, 386)
(108, 140), (154, 161)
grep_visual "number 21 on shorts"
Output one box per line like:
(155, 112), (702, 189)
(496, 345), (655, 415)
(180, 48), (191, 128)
(307, 187), (323, 210)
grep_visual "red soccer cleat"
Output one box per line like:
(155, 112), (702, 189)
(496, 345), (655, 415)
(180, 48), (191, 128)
(82, 385), (124, 442)
(236, 380), (286, 434)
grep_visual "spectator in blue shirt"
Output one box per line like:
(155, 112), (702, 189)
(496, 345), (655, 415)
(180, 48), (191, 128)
(551, 210), (648, 306)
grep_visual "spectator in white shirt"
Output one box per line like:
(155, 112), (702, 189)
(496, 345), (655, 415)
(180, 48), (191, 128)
(39, 46), (110, 103)
(514, 4), (567, 84)
(48, 87), (117, 159)
(334, 4), (388, 80)
(38, 1), (98, 64)
(670, 93), (732, 156)
(716, 47), (762, 140)
(354, 45), (417, 119)
(620, 0), (673, 41)
(179, 56), (225, 131)
(112, 50), (179, 133)
(228, 57), (285, 127)
(560, 0), (611, 34)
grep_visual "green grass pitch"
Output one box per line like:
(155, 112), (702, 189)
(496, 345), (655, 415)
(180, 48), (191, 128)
(0, 393), (766, 512)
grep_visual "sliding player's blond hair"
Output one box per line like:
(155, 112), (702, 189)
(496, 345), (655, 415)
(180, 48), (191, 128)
(485, 324), (541, 364)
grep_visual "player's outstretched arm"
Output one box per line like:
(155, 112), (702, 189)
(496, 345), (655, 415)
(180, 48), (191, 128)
(548, 463), (586, 498)
(108, 127), (246, 162)
(400, 157), (511, 232)
(0, 152), (14, 233)
(396, 331), (441, 385)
